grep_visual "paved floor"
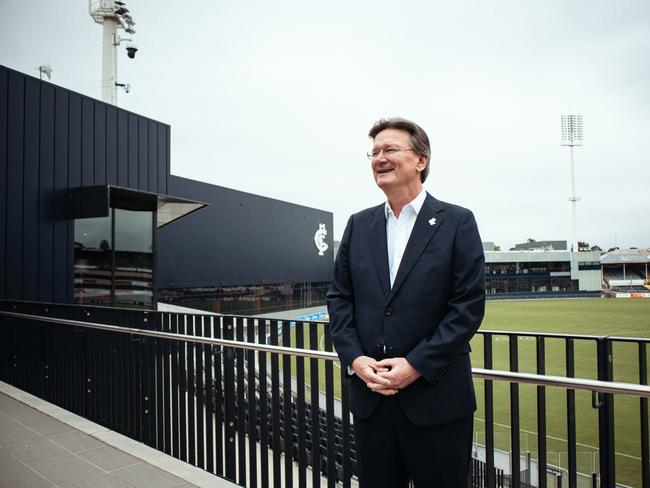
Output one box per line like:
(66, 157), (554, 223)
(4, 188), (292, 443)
(0, 383), (234, 488)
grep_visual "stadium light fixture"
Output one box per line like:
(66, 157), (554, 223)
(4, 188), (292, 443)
(89, 0), (138, 105)
(561, 115), (583, 147)
(561, 114), (583, 253)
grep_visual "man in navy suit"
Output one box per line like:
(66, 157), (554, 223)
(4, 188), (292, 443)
(327, 117), (485, 487)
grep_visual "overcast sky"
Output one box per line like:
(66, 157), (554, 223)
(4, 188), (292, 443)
(1, 1), (649, 249)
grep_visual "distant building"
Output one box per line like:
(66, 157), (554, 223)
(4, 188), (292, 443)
(482, 242), (498, 252)
(601, 249), (650, 297)
(512, 240), (568, 251)
(485, 250), (601, 296)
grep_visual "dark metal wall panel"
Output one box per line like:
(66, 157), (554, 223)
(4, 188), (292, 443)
(117, 110), (128, 186)
(6, 71), (25, 299)
(81, 98), (94, 186)
(67, 93), (83, 305)
(0, 68), (7, 298)
(68, 93), (82, 188)
(157, 124), (167, 195)
(106, 106), (117, 185)
(53, 87), (69, 303)
(165, 126), (170, 194)
(148, 120), (157, 192)
(158, 176), (334, 288)
(0, 65), (173, 303)
(38, 83), (55, 301)
(94, 104), (106, 185)
(23, 77), (40, 300)
(128, 113), (138, 187)
(138, 117), (148, 191)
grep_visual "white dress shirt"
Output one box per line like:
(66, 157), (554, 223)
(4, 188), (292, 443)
(385, 190), (427, 288)
(348, 190), (426, 374)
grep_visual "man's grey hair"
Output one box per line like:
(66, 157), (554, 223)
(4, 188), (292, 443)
(368, 117), (431, 183)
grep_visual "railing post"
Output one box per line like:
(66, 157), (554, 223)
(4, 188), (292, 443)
(566, 338), (577, 488)
(223, 315), (237, 482)
(246, 317), (258, 487)
(235, 317), (247, 485)
(639, 342), (649, 488)
(537, 336), (547, 488)
(509, 335), (520, 488)
(484, 334), (496, 488)
(596, 338), (615, 487)
(309, 322), (322, 488)
(270, 320), (282, 487)
(141, 311), (156, 449)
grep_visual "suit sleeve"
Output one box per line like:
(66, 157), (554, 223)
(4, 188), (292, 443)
(326, 215), (366, 370)
(405, 209), (485, 384)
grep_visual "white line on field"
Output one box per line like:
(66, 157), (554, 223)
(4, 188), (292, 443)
(474, 416), (642, 461)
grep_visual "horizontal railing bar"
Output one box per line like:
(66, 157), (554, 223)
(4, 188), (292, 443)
(3, 310), (650, 397)
(481, 329), (606, 339)
(605, 335), (650, 344)
(0, 310), (339, 361)
(480, 330), (650, 344)
(6, 300), (650, 343)
(480, 329), (634, 341)
(473, 368), (650, 397)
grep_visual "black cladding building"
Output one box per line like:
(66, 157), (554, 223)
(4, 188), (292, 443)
(0, 65), (334, 314)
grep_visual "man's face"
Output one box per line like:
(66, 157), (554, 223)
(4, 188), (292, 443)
(371, 128), (426, 193)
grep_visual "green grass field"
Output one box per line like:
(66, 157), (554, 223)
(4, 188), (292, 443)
(474, 299), (650, 487)
(283, 298), (650, 486)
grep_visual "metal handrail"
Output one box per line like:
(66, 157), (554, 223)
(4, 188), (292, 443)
(481, 329), (650, 343)
(0, 310), (338, 360)
(2, 309), (650, 398)
(472, 368), (650, 397)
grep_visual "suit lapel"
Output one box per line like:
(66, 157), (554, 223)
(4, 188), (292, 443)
(368, 205), (391, 299)
(388, 194), (445, 302)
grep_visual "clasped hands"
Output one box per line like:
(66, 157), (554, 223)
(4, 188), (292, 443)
(351, 355), (421, 396)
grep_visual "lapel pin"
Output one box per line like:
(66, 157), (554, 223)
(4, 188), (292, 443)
(428, 217), (437, 226)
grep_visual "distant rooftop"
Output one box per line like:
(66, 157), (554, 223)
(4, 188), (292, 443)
(513, 240), (568, 251)
(601, 249), (650, 264)
(482, 242), (497, 252)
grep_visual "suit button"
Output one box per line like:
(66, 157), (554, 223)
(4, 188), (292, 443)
(384, 308), (393, 316)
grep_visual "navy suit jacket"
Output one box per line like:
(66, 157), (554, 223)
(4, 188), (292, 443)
(327, 193), (485, 427)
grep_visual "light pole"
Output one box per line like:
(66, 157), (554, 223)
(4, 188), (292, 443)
(561, 114), (583, 252)
(89, 0), (137, 105)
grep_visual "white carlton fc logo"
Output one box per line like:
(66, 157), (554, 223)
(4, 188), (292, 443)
(314, 223), (329, 256)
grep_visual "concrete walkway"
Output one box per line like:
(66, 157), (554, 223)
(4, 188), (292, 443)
(0, 381), (236, 488)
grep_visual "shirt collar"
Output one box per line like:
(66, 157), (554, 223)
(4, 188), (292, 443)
(384, 189), (427, 219)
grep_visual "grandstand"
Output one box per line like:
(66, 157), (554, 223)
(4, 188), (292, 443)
(601, 249), (650, 297)
(484, 249), (602, 298)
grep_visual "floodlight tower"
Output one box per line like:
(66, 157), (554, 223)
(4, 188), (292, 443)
(561, 114), (583, 252)
(89, 0), (137, 105)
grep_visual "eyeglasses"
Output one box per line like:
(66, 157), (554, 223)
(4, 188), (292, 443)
(366, 148), (416, 160)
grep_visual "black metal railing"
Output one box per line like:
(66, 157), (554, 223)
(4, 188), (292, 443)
(1, 300), (649, 488)
(473, 330), (650, 488)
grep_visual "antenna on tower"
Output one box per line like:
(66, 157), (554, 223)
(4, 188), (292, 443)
(89, 0), (137, 105)
(38, 64), (53, 80)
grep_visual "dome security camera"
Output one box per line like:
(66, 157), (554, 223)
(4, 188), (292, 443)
(126, 43), (138, 59)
